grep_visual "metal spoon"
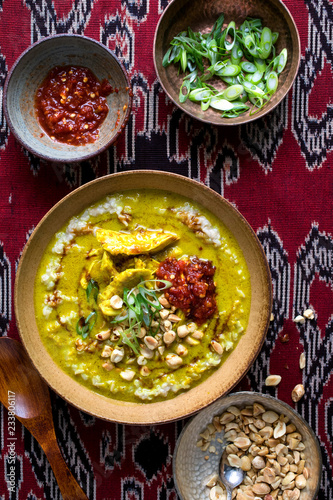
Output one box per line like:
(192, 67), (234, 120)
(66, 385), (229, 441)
(0, 337), (89, 500)
(219, 449), (245, 500)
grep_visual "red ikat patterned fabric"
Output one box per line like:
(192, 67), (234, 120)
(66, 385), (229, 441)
(0, 0), (332, 499)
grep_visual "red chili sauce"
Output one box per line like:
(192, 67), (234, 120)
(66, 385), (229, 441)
(35, 65), (113, 145)
(156, 257), (217, 324)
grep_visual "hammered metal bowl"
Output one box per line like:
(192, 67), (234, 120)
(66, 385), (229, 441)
(153, 0), (301, 125)
(3, 34), (132, 162)
(174, 392), (322, 500)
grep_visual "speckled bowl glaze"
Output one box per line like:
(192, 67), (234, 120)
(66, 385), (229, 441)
(153, 0), (301, 125)
(3, 34), (132, 162)
(173, 392), (322, 500)
(15, 171), (272, 424)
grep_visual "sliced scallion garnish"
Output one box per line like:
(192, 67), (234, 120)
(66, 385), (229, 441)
(86, 279), (99, 302)
(162, 12), (288, 117)
(76, 311), (97, 339)
(110, 279), (172, 352)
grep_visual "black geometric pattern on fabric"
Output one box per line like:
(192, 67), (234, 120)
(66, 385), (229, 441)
(131, 130), (188, 175)
(4, 453), (23, 500)
(293, 0), (333, 170)
(134, 430), (169, 481)
(130, 72), (151, 136)
(101, 13), (134, 71)
(294, 225), (333, 308)
(23, 393), (95, 500)
(258, 225), (290, 334)
(23, 427), (62, 500)
(79, 410), (96, 427)
(112, 101), (188, 176)
(240, 98), (287, 170)
(63, 163), (79, 188)
(23, 149), (41, 176)
(293, 225), (333, 498)
(48, 162), (94, 189)
(187, 124), (219, 181)
(151, 80), (168, 139)
(175, 419), (186, 442)
(122, 477), (143, 500)
(247, 225), (290, 391)
(158, 476), (178, 500)
(0, 243), (11, 337)
(159, 0), (169, 11)
(80, 160), (98, 185)
(122, 0), (149, 23)
(51, 393), (95, 498)
(25, 0), (95, 40)
(100, 425), (123, 471)
(0, 50), (8, 150)
(163, 113), (231, 183)
(207, 145), (239, 197)
(168, 108), (187, 159)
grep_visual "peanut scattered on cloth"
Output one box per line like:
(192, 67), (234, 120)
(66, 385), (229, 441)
(197, 403), (309, 500)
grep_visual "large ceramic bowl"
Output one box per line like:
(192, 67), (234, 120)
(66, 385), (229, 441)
(15, 171), (272, 424)
(174, 392), (322, 500)
(153, 0), (301, 125)
(3, 34), (132, 162)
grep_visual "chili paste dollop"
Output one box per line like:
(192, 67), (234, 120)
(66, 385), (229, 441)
(35, 65), (112, 145)
(156, 257), (217, 324)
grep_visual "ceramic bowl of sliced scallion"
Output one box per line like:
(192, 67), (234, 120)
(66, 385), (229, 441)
(153, 0), (300, 125)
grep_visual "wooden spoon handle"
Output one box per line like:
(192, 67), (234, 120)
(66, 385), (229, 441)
(44, 444), (89, 500)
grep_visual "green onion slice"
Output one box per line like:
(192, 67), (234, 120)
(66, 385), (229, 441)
(222, 84), (244, 101)
(76, 311), (97, 339)
(209, 97), (235, 111)
(222, 102), (250, 117)
(243, 34), (258, 57)
(162, 46), (173, 67)
(254, 58), (266, 73)
(210, 13), (225, 41)
(259, 27), (272, 59)
(179, 80), (191, 103)
(249, 70), (263, 85)
(242, 80), (265, 97)
(216, 64), (241, 77)
(224, 21), (236, 51)
(277, 49), (288, 74)
(231, 45), (243, 65)
(221, 76), (238, 86)
(266, 71), (278, 94)
(189, 88), (212, 101)
(119, 324), (140, 355)
(180, 49), (187, 72)
(201, 98), (211, 111)
(240, 61), (257, 73)
(86, 279), (99, 302)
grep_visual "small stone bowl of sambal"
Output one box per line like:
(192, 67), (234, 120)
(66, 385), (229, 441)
(3, 34), (132, 162)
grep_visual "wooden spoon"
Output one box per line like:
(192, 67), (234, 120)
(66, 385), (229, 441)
(0, 337), (89, 500)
